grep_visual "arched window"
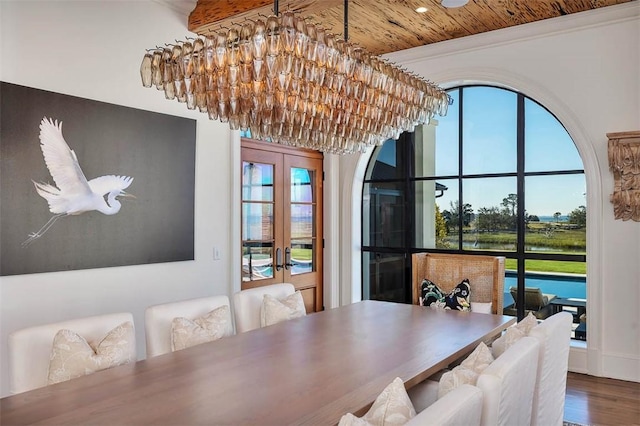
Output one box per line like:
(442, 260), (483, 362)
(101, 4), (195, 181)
(362, 85), (586, 338)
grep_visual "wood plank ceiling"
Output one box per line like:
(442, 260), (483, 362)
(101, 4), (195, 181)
(188, 0), (634, 55)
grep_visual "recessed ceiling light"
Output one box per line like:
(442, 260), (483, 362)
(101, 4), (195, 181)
(416, 6), (428, 13)
(441, 0), (469, 8)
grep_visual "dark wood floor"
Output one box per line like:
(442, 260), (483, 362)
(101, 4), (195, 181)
(565, 372), (640, 425)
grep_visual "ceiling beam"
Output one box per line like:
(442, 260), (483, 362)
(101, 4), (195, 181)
(189, 0), (343, 35)
(187, 0), (634, 55)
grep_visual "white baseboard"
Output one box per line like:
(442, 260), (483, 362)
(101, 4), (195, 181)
(601, 351), (640, 382)
(569, 345), (588, 374)
(569, 343), (640, 382)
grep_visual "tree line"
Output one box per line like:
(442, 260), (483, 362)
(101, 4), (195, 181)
(440, 194), (586, 233)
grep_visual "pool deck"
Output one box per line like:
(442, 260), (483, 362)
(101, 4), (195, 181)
(549, 297), (586, 322)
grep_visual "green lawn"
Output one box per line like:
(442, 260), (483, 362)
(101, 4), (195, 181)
(452, 226), (587, 275)
(505, 259), (586, 275)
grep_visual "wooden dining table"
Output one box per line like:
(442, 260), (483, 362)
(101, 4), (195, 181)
(1, 300), (515, 425)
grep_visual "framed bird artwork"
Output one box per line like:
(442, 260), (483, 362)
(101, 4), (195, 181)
(0, 82), (196, 276)
(23, 118), (136, 247)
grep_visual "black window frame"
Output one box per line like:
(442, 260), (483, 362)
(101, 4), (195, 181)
(361, 85), (586, 320)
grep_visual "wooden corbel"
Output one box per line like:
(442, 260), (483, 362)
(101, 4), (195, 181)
(607, 131), (640, 221)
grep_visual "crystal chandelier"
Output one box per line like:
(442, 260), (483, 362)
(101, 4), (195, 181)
(140, 6), (450, 154)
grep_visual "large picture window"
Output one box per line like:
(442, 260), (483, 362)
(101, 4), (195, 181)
(362, 85), (587, 339)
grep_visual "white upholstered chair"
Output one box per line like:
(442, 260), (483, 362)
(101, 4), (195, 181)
(528, 311), (573, 426)
(406, 384), (483, 426)
(476, 336), (540, 426)
(145, 295), (233, 357)
(8, 312), (136, 395)
(233, 283), (295, 333)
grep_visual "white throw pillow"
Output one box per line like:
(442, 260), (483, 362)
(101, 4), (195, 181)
(517, 311), (539, 334)
(260, 291), (306, 327)
(339, 377), (416, 426)
(171, 305), (231, 352)
(470, 302), (493, 314)
(491, 312), (538, 357)
(460, 341), (494, 371)
(438, 342), (494, 399)
(48, 321), (135, 385)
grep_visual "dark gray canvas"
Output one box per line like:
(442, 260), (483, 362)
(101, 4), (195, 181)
(0, 82), (196, 276)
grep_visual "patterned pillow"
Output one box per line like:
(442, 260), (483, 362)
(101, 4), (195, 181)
(420, 279), (471, 311)
(171, 305), (231, 352)
(438, 342), (494, 398)
(48, 321), (135, 385)
(260, 291), (306, 327)
(420, 279), (445, 307)
(338, 377), (416, 426)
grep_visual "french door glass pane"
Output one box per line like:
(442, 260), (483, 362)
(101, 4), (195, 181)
(290, 167), (315, 276)
(291, 204), (313, 239)
(242, 161), (273, 201)
(242, 159), (275, 282)
(291, 168), (313, 202)
(242, 203), (273, 240)
(290, 239), (313, 275)
(242, 242), (274, 281)
(463, 87), (517, 175)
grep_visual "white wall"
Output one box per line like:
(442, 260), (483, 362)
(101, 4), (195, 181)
(339, 2), (640, 382)
(0, 1), (240, 396)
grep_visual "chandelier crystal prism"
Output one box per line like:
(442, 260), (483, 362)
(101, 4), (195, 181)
(140, 10), (450, 154)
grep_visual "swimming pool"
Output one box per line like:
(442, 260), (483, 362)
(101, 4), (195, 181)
(505, 271), (586, 299)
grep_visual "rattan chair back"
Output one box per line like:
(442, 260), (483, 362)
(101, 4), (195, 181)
(411, 253), (505, 315)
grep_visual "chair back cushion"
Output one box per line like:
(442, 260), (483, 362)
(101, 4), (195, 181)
(171, 305), (231, 352)
(491, 312), (538, 358)
(48, 321), (135, 385)
(406, 384), (483, 426)
(8, 312), (135, 394)
(233, 283), (295, 333)
(260, 291), (306, 327)
(528, 311), (573, 426)
(438, 342), (494, 398)
(145, 295), (232, 357)
(339, 377), (416, 426)
(476, 336), (539, 426)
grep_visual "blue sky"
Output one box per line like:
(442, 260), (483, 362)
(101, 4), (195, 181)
(433, 86), (585, 217)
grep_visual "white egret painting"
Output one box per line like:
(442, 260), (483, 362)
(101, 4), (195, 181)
(0, 82), (196, 276)
(23, 118), (135, 247)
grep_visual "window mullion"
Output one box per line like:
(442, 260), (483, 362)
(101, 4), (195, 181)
(458, 88), (464, 251)
(516, 93), (526, 320)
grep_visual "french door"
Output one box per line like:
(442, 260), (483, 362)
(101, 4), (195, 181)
(241, 139), (323, 312)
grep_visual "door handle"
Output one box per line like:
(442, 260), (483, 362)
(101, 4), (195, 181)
(284, 247), (293, 270)
(275, 247), (283, 271)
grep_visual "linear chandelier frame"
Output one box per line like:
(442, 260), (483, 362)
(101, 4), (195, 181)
(141, 1), (450, 154)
